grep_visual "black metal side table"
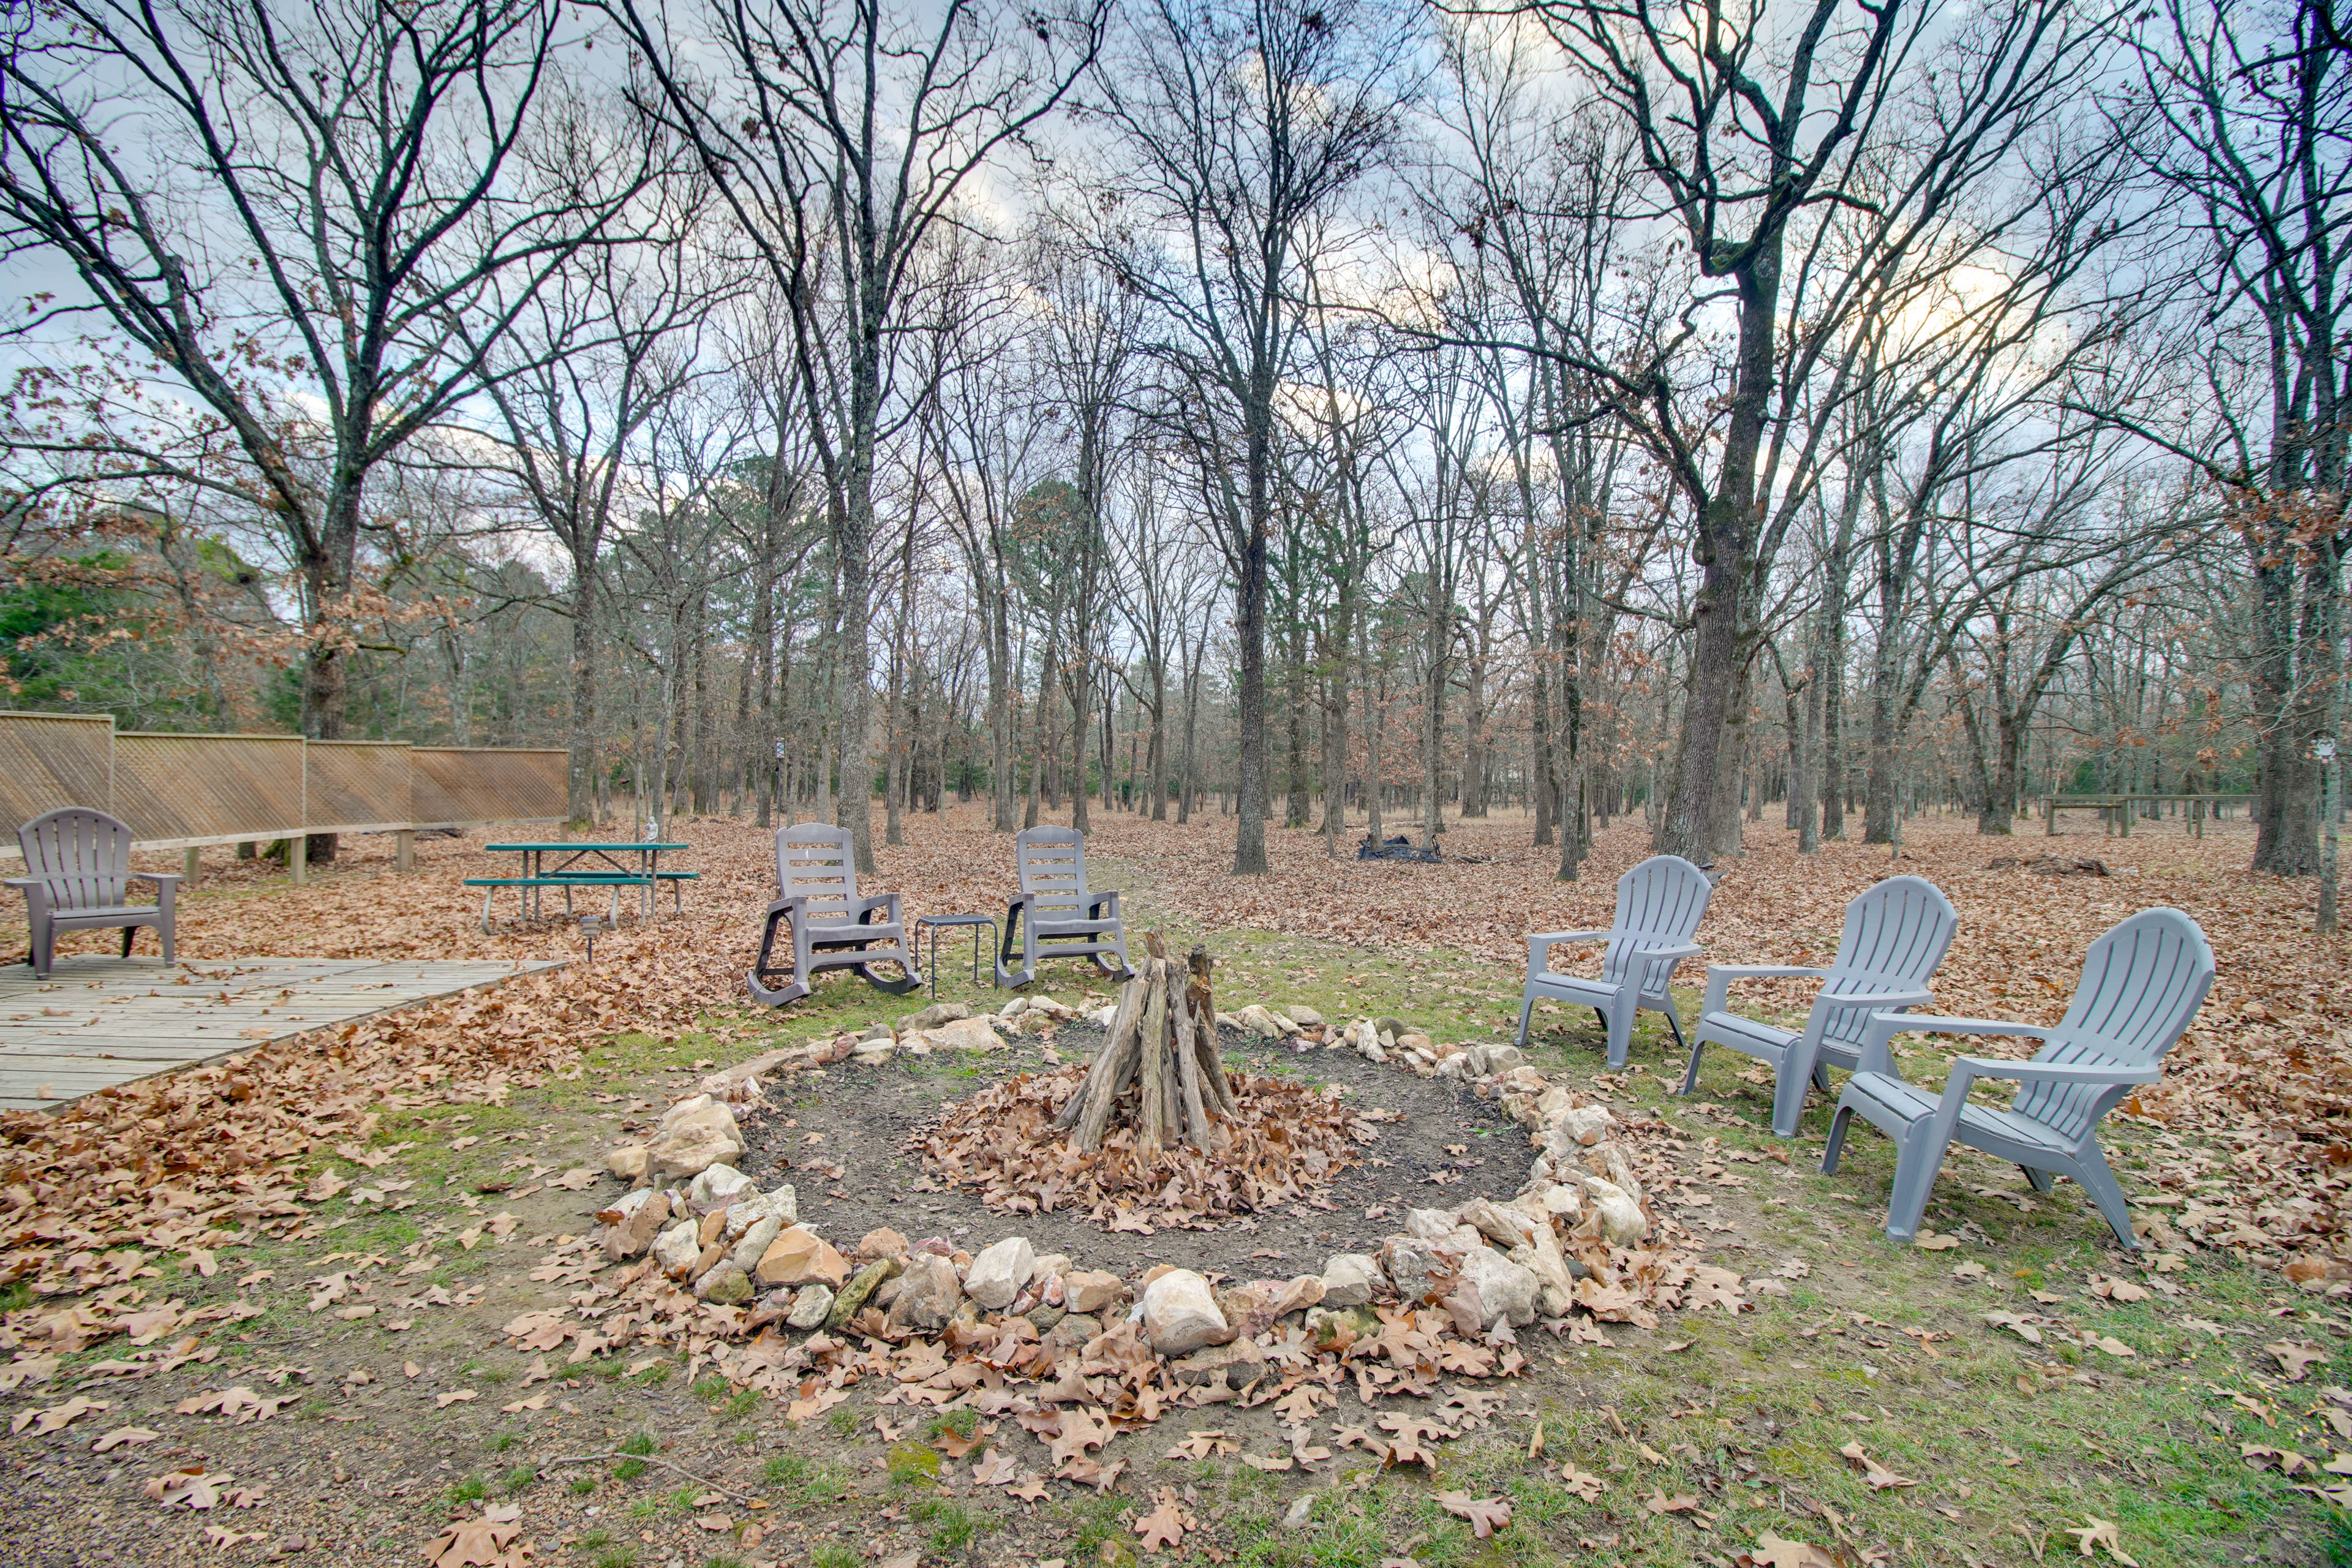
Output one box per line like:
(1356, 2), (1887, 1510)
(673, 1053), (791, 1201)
(913, 914), (998, 997)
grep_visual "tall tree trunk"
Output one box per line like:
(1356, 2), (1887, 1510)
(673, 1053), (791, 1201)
(1282, 629), (1310, 828)
(567, 564), (598, 826)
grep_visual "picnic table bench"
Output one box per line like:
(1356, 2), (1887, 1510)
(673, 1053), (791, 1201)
(461, 872), (649, 932)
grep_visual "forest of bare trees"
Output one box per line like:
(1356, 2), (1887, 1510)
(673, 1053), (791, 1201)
(0, 0), (2343, 884)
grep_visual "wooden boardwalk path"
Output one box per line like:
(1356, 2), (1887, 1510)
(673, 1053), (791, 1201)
(0, 955), (565, 1112)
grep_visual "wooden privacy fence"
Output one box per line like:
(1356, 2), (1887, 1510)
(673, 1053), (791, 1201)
(0, 712), (563, 875)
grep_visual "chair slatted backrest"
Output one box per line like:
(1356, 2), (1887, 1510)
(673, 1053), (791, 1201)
(1815, 876), (1960, 1049)
(2018, 908), (2214, 1142)
(1599, 856), (1713, 990)
(776, 824), (859, 925)
(18, 807), (134, 913)
(1016, 826), (1091, 921)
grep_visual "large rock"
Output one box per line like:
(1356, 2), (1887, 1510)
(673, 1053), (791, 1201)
(647, 1096), (745, 1180)
(933, 1016), (1007, 1053)
(598, 1189), (670, 1262)
(857, 1227), (910, 1261)
(688, 1164), (756, 1213)
(1404, 1207), (1462, 1241)
(1141, 1270), (1231, 1357)
(1555, 1104), (1618, 1146)
(825, 1258), (899, 1330)
(1588, 1140), (1646, 1201)
(1457, 1197), (1537, 1251)
(785, 1284), (835, 1330)
(963, 1237), (1035, 1311)
(884, 1253), (963, 1332)
(1287, 1004), (1324, 1027)
(1062, 1270), (1128, 1315)
(729, 1214), (785, 1275)
(722, 1185), (798, 1242)
(1580, 1177), (1648, 1246)
(900, 1001), (972, 1031)
(1465, 1044), (1526, 1076)
(1459, 1245), (1540, 1329)
(1380, 1236), (1462, 1306)
(755, 1226), (848, 1289)
(605, 1144), (649, 1182)
(1235, 1005), (1284, 1039)
(693, 1260), (753, 1304)
(1510, 1226), (1579, 1317)
(651, 1217), (703, 1280)
(1319, 1253), (1385, 1308)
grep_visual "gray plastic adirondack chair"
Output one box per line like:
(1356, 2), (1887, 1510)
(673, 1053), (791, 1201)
(1682, 875), (1958, 1137)
(995, 826), (1132, 989)
(1822, 907), (2214, 1248)
(1513, 854), (1711, 1071)
(746, 824), (921, 1006)
(9, 807), (178, 978)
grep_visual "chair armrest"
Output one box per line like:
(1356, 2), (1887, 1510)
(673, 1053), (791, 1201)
(1946, 1055), (2160, 1093)
(1089, 889), (1121, 918)
(1815, 987), (1934, 1011)
(856, 891), (902, 924)
(1853, 1011), (2051, 1076)
(1, 878), (38, 892)
(1701, 965), (1828, 1017)
(4, 878), (47, 917)
(129, 872), (182, 892)
(763, 894), (813, 919)
(1629, 942), (1704, 985)
(1527, 930), (1616, 973)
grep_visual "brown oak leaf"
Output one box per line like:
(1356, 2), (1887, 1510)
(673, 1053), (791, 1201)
(1439, 1491), (1512, 1539)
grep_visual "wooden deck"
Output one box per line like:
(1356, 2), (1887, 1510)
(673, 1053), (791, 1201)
(0, 955), (565, 1112)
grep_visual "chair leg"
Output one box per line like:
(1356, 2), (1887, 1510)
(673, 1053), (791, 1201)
(1605, 1002), (1635, 1071)
(1821, 1104), (1857, 1174)
(120, 925), (135, 958)
(993, 903), (1031, 989)
(158, 915), (173, 966)
(1771, 1044), (1817, 1139)
(1513, 995), (1535, 1052)
(29, 916), (51, 978)
(2020, 1165), (2054, 1194)
(2067, 1150), (2142, 1250)
(1660, 1006), (1689, 1054)
(1883, 1121), (1948, 1242)
(1678, 1028), (1707, 1096)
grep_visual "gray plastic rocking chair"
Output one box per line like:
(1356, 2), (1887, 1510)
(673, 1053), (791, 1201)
(1513, 854), (1711, 1071)
(1681, 875), (1958, 1136)
(746, 824), (922, 1006)
(995, 826), (1132, 989)
(1822, 907), (2214, 1248)
(9, 807), (178, 978)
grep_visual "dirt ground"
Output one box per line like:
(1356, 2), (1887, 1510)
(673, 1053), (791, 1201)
(739, 1025), (1528, 1282)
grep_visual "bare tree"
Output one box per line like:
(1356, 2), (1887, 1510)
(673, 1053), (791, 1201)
(0, 0), (652, 789)
(1092, 0), (1413, 873)
(611, 0), (1104, 872)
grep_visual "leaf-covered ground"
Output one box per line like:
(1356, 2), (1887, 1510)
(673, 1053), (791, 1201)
(0, 805), (2343, 1567)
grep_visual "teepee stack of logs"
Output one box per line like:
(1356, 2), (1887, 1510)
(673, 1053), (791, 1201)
(1055, 932), (1235, 1155)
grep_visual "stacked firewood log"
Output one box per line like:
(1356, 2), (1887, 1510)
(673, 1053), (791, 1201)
(1053, 931), (1235, 1155)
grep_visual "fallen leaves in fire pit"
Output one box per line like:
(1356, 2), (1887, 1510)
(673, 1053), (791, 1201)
(916, 1062), (1376, 1227)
